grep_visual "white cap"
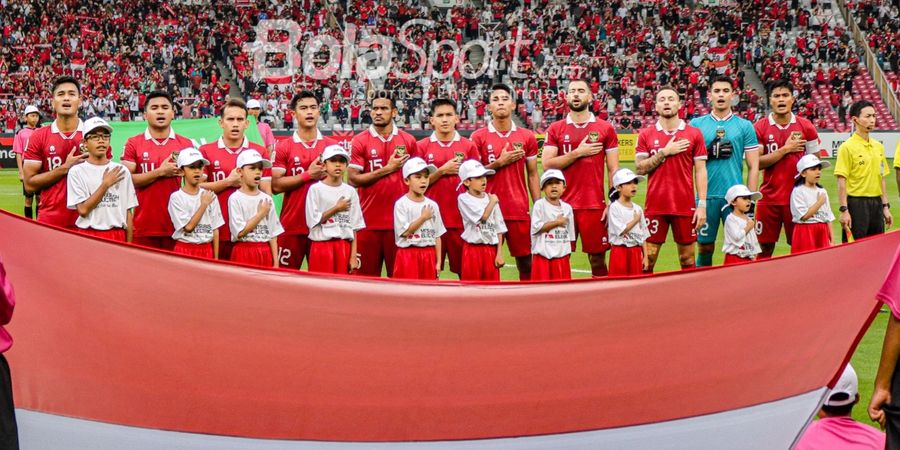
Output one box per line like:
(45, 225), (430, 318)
(83, 117), (113, 136)
(723, 184), (762, 210)
(795, 154), (831, 178)
(235, 149), (272, 168)
(23, 105), (40, 116)
(321, 144), (350, 162)
(402, 157), (437, 179)
(540, 169), (566, 187)
(246, 99), (262, 109)
(611, 168), (646, 188)
(824, 364), (858, 407)
(457, 160), (495, 188)
(176, 148), (209, 168)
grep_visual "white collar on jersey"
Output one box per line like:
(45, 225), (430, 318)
(368, 124), (398, 142)
(655, 120), (686, 133)
(565, 113), (597, 128)
(487, 121), (517, 134)
(429, 131), (461, 146)
(217, 136), (249, 151)
(143, 127), (176, 144)
(710, 111), (734, 122)
(50, 119), (84, 138)
(767, 112), (797, 129)
(292, 129), (324, 144)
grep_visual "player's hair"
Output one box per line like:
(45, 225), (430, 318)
(766, 79), (794, 98)
(656, 85), (680, 100)
(793, 170), (823, 188)
(710, 75), (734, 89)
(290, 90), (319, 110)
(221, 98), (248, 117)
(430, 98), (457, 114)
(370, 90), (396, 109)
(849, 100), (874, 118)
(51, 76), (81, 95)
(489, 83), (514, 99)
(144, 91), (174, 111)
(567, 78), (593, 91)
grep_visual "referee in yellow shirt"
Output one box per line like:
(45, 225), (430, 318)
(835, 100), (893, 242)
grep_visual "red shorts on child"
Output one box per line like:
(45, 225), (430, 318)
(230, 242), (272, 268)
(393, 246), (438, 280)
(173, 241), (214, 259)
(608, 245), (644, 276)
(791, 222), (831, 254)
(309, 239), (352, 274)
(78, 228), (126, 242)
(724, 254), (752, 265)
(531, 254), (571, 281)
(461, 243), (500, 281)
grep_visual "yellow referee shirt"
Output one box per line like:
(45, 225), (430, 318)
(834, 133), (889, 197)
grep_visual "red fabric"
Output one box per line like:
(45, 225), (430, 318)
(0, 211), (897, 442)
(530, 254), (571, 281)
(572, 209), (609, 253)
(393, 246), (438, 280)
(440, 228), (463, 275)
(504, 220), (531, 258)
(461, 243), (499, 281)
(78, 228), (126, 242)
(230, 242), (272, 268)
(278, 234), (311, 269)
(724, 254), (752, 265)
(756, 204), (795, 245)
(173, 241), (214, 259)
(645, 214), (698, 245)
(791, 223), (831, 254)
(356, 230), (396, 277)
(308, 239), (351, 274)
(133, 236), (176, 251)
(609, 245), (644, 276)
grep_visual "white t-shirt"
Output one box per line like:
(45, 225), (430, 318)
(722, 214), (761, 259)
(530, 198), (575, 259)
(305, 182), (365, 241)
(168, 188), (225, 243)
(228, 190), (284, 242)
(458, 192), (507, 245)
(67, 161), (139, 230)
(607, 200), (650, 247)
(791, 185), (835, 224)
(394, 195), (446, 248)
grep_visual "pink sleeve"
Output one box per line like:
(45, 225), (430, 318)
(878, 247), (900, 319)
(262, 124), (276, 149)
(0, 257), (15, 326)
(11, 132), (24, 155)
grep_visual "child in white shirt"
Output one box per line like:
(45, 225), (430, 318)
(722, 184), (762, 265)
(393, 157), (446, 280)
(228, 150), (284, 268)
(607, 168), (650, 276)
(168, 148), (225, 259)
(790, 154), (834, 253)
(457, 160), (507, 281)
(530, 169), (575, 280)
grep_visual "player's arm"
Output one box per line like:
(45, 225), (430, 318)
(319, 196), (351, 225)
(542, 137), (604, 170)
(526, 157), (540, 203)
(494, 233), (505, 268)
(481, 194), (499, 223)
(400, 205), (434, 238)
(184, 191), (216, 233)
(123, 156), (178, 188)
(745, 148), (760, 192)
(15, 153), (24, 182)
(270, 237), (279, 268)
(24, 148), (87, 192)
(605, 149), (620, 192)
(693, 159), (708, 229)
(200, 168), (242, 193)
(348, 152), (408, 187)
(895, 167), (900, 198)
(126, 209), (134, 243)
(870, 314), (900, 427)
(485, 142), (525, 170)
(837, 176), (850, 227)
(757, 138), (804, 169)
(349, 232), (360, 271)
(212, 229), (220, 259)
(236, 199), (272, 239)
(434, 237), (442, 275)
(882, 176), (892, 227)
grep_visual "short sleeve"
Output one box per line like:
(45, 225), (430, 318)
(124, 173), (139, 209)
(350, 188), (365, 231)
(267, 197), (284, 239)
(273, 142), (289, 170)
(121, 137), (138, 163)
(209, 198), (225, 230)
(228, 194), (247, 240)
(877, 247), (900, 319)
(350, 136), (366, 171)
(743, 122), (759, 150)
(530, 201), (545, 235)
(833, 143), (851, 178)
(525, 133), (539, 158)
(634, 130), (650, 157)
(432, 201), (447, 237)
(66, 168), (90, 209)
(607, 203), (627, 237)
(724, 215), (747, 245)
(393, 198), (409, 239)
(168, 192), (192, 231)
(305, 185), (324, 228)
(458, 194), (483, 226)
(565, 205), (576, 242)
(693, 130), (708, 159)
(604, 125), (619, 152)
(493, 205), (508, 235)
(23, 129), (43, 162)
(543, 124), (559, 149)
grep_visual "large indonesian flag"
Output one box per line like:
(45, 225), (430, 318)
(1, 211), (897, 449)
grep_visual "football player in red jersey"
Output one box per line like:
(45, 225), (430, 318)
(542, 79), (619, 277)
(348, 91), (418, 277)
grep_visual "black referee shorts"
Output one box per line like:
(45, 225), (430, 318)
(843, 196), (884, 242)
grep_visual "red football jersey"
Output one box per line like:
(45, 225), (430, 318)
(22, 121), (85, 227)
(635, 121), (708, 216)
(470, 122), (539, 220)
(349, 125), (419, 230)
(754, 114), (820, 205)
(122, 129), (195, 237)
(415, 132), (479, 228)
(273, 131), (336, 235)
(199, 137), (271, 242)
(543, 114), (618, 210)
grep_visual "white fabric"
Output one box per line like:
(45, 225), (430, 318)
(393, 195), (446, 248)
(168, 189), (225, 243)
(67, 161), (138, 230)
(790, 185), (835, 224)
(458, 192), (507, 245)
(227, 190), (284, 242)
(607, 201), (650, 247)
(306, 182), (365, 241)
(722, 214), (761, 259)
(530, 198), (575, 259)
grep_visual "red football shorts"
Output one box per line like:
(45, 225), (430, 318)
(278, 234), (311, 269)
(218, 241), (235, 261)
(461, 243), (500, 281)
(530, 254), (571, 281)
(791, 222), (831, 254)
(504, 220), (532, 258)
(393, 246), (438, 280)
(132, 236), (176, 251)
(78, 228), (126, 242)
(441, 228), (463, 275)
(230, 242), (273, 268)
(173, 241), (214, 259)
(308, 239), (352, 274)
(608, 245), (644, 276)
(356, 230), (397, 277)
(756, 204), (794, 245)
(645, 214), (697, 245)
(572, 209), (610, 253)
